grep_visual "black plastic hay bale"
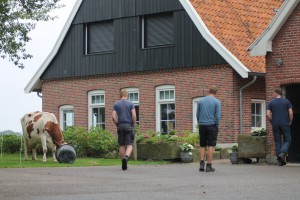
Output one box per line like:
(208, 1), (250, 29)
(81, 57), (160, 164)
(56, 145), (76, 164)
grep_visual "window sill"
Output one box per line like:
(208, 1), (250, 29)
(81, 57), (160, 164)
(85, 51), (115, 56)
(142, 45), (175, 50)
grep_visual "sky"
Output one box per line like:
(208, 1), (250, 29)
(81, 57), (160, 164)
(0, 1), (76, 133)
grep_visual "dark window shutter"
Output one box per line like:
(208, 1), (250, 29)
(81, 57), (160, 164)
(87, 21), (114, 54)
(144, 12), (174, 48)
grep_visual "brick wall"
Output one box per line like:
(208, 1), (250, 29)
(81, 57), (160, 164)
(42, 64), (265, 144)
(266, 4), (300, 155)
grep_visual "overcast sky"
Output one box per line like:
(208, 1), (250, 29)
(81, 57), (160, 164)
(0, 1), (76, 132)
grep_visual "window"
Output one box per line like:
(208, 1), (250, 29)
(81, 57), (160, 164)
(156, 85), (175, 134)
(127, 88), (140, 125)
(59, 105), (74, 131)
(251, 99), (266, 129)
(85, 20), (114, 54)
(88, 90), (105, 129)
(142, 12), (174, 48)
(193, 97), (203, 133)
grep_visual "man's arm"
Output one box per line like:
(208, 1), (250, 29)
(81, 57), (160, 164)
(288, 108), (293, 125)
(112, 110), (118, 126)
(131, 108), (136, 127)
(196, 103), (200, 123)
(215, 102), (221, 128)
(266, 110), (272, 123)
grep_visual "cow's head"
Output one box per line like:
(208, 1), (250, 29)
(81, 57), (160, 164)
(44, 121), (65, 147)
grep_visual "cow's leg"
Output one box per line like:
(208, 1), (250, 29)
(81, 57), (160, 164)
(41, 135), (48, 162)
(32, 146), (37, 160)
(51, 146), (58, 162)
(47, 139), (58, 162)
(24, 137), (29, 161)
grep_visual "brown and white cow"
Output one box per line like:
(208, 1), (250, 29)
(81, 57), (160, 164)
(21, 111), (65, 162)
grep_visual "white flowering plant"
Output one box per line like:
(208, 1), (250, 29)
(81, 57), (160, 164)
(251, 128), (267, 136)
(227, 143), (238, 154)
(179, 143), (194, 152)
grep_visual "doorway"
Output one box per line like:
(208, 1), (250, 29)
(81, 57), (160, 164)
(285, 84), (300, 163)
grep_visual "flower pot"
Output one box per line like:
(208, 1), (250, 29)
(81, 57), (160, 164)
(180, 151), (193, 163)
(229, 151), (238, 164)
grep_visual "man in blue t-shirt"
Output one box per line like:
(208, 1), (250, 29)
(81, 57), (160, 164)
(112, 89), (136, 170)
(267, 89), (293, 166)
(196, 86), (221, 172)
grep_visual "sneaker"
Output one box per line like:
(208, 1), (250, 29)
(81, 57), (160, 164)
(199, 161), (205, 172)
(278, 161), (284, 166)
(206, 163), (215, 172)
(278, 153), (286, 165)
(122, 158), (128, 170)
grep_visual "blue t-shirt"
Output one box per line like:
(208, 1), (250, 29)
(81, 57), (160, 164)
(267, 98), (292, 126)
(112, 99), (135, 123)
(196, 96), (221, 127)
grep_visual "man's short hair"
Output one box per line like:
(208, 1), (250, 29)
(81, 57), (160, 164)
(209, 86), (218, 94)
(274, 89), (282, 95)
(120, 89), (128, 98)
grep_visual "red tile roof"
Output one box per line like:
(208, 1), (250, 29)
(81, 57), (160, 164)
(190, 0), (283, 73)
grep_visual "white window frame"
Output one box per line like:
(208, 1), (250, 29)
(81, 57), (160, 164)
(156, 85), (175, 134)
(59, 105), (74, 131)
(88, 90), (105, 129)
(126, 88), (140, 124)
(193, 97), (203, 133)
(251, 99), (266, 130)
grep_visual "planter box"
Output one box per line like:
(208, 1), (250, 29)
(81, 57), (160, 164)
(238, 134), (266, 158)
(137, 142), (181, 160)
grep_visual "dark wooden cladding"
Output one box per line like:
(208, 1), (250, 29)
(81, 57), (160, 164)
(72, 0), (182, 24)
(42, 0), (227, 80)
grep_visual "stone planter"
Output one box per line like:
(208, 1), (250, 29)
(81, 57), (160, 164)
(180, 151), (193, 163)
(238, 134), (266, 160)
(137, 142), (181, 160)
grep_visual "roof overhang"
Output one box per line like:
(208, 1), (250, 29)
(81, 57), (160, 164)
(248, 0), (299, 56)
(24, 0), (83, 93)
(179, 0), (250, 78)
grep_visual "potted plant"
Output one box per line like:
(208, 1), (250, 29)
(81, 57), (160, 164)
(227, 143), (238, 164)
(179, 143), (194, 163)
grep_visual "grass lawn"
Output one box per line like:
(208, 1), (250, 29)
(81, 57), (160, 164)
(0, 153), (169, 168)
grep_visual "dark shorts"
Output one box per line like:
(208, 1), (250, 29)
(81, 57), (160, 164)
(117, 123), (135, 145)
(199, 125), (218, 147)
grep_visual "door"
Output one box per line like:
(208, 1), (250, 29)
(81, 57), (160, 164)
(285, 84), (300, 163)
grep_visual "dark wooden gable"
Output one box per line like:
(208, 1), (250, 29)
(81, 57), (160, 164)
(42, 0), (227, 80)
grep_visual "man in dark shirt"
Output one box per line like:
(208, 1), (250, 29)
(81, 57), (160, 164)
(112, 89), (136, 170)
(267, 89), (293, 166)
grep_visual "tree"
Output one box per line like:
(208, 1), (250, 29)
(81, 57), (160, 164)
(0, 0), (63, 69)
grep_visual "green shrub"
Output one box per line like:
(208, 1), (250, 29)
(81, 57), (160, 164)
(63, 126), (118, 157)
(0, 134), (22, 154)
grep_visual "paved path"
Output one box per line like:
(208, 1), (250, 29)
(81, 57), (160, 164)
(1, 160), (300, 200)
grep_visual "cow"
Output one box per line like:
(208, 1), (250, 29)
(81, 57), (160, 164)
(21, 111), (65, 162)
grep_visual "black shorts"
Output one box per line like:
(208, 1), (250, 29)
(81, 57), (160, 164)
(199, 125), (218, 147)
(117, 123), (135, 145)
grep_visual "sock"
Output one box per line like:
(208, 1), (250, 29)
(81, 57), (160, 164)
(124, 155), (129, 160)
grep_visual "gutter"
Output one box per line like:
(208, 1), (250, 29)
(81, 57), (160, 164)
(239, 76), (257, 133)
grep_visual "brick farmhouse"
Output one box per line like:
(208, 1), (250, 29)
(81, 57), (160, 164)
(25, 0), (300, 162)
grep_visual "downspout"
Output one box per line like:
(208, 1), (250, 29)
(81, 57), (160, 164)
(239, 76), (257, 134)
(37, 91), (42, 98)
